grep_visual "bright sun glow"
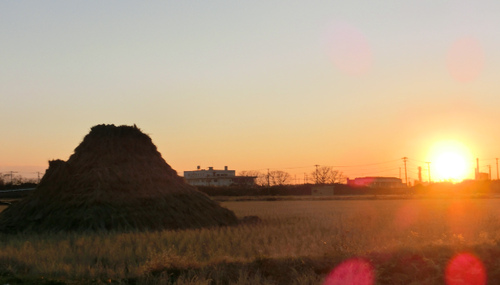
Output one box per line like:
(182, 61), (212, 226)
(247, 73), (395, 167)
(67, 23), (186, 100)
(427, 140), (473, 182)
(436, 152), (466, 180)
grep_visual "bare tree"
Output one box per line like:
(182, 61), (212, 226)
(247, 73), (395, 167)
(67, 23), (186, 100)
(239, 170), (267, 186)
(11, 175), (37, 185)
(269, 170), (291, 186)
(12, 175), (24, 185)
(239, 170), (259, 177)
(310, 166), (345, 184)
(240, 170), (294, 186)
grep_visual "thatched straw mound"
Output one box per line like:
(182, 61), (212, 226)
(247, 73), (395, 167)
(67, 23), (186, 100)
(0, 124), (238, 233)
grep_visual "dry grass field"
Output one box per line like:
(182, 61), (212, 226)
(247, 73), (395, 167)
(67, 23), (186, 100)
(1, 198), (500, 284)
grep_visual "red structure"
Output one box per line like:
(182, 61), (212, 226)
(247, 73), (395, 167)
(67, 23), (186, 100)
(347, 177), (405, 188)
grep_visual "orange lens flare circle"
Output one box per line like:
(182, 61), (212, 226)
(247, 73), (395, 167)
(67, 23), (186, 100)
(447, 37), (484, 83)
(445, 253), (486, 285)
(323, 258), (374, 285)
(325, 22), (372, 76)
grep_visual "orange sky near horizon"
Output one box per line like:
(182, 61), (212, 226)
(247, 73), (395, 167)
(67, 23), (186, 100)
(2, 1), (500, 183)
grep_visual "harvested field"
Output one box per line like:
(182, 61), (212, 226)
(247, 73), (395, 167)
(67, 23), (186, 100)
(0, 198), (499, 284)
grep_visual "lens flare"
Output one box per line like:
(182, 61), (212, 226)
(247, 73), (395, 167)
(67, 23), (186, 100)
(447, 37), (484, 83)
(325, 22), (372, 76)
(323, 258), (374, 285)
(445, 253), (486, 285)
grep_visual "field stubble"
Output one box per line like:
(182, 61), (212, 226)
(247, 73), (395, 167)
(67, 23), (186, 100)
(1, 199), (500, 284)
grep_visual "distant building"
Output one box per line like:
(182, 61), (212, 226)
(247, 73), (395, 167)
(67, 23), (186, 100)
(476, 172), (490, 181)
(347, 177), (405, 188)
(183, 166), (256, 187)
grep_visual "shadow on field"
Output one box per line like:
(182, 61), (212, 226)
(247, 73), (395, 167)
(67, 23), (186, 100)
(1, 243), (500, 284)
(140, 255), (336, 285)
(136, 243), (500, 285)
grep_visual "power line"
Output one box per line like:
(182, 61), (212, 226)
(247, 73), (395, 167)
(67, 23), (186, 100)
(323, 159), (401, 168)
(407, 157), (427, 164)
(246, 165), (315, 172)
(36, 172), (43, 183)
(244, 158), (402, 172)
(344, 165), (401, 174)
(345, 167), (400, 177)
(4, 171), (18, 184)
(342, 164), (401, 173)
(236, 155), (500, 182)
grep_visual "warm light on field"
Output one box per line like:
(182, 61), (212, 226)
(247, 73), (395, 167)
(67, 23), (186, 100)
(427, 140), (473, 182)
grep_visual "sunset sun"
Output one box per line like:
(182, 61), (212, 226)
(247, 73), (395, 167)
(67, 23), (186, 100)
(435, 152), (466, 180)
(427, 140), (473, 182)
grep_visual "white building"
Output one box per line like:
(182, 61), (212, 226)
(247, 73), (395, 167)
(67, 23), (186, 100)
(184, 166), (255, 187)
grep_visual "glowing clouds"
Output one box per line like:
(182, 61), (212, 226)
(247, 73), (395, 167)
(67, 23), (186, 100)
(323, 258), (374, 285)
(447, 37), (484, 82)
(445, 253), (486, 285)
(325, 23), (372, 76)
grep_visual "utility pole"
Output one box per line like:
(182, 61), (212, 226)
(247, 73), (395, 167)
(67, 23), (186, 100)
(304, 173), (306, 185)
(476, 158), (479, 180)
(496, 158), (499, 180)
(267, 168), (270, 188)
(425, 162), (431, 184)
(488, 165), (491, 180)
(315, 165), (319, 184)
(399, 167), (401, 179)
(36, 172), (43, 183)
(402, 157), (408, 187)
(418, 167), (422, 183)
(8, 171), (18, 185)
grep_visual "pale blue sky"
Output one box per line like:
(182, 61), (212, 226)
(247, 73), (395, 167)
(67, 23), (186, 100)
(2, 1), (500, 181)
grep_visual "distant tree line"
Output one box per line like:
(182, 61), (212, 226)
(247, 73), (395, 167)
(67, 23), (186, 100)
(0, 174), (38, 191)
(197, 180), (500, 197)
(6, 170), (500, 198)
(239, 166), (346, 186)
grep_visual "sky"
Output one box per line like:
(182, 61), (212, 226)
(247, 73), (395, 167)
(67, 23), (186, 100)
(2, 0), (500, 183)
